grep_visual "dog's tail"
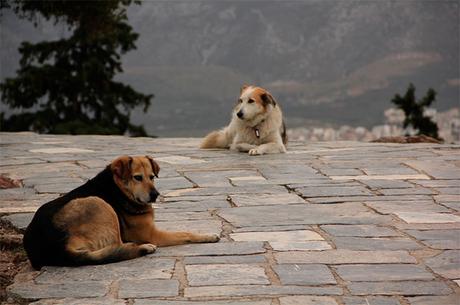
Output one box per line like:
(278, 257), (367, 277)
(281, 120), (288, 146)
(200, 129), (230, 149)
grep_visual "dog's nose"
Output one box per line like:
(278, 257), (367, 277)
(149, 189), (160, 202)
(237, 110), (244, 119)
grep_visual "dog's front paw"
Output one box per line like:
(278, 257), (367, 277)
(139, 243), (157, 255)
(248, 148), (263, 156)
(202, 234), (220, 243)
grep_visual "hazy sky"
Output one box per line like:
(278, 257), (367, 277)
(1, 1), (459, 136)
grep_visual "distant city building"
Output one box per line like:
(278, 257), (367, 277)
(287, 108), (460, 143)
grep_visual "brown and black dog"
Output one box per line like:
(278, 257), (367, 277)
(23, 156), (219, 270)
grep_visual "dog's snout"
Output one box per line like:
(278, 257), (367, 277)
(237, 110), (244, 119)
(149, 189), (160, 202)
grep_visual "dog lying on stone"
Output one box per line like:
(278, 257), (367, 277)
(23, 156), (219, 269)
(201, 85), (287, 155)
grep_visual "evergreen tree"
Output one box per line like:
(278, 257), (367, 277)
(0, 0), (153, 136)
(391, 83), (439, 139)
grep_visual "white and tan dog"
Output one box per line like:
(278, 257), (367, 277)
(201, 85), (287, 155)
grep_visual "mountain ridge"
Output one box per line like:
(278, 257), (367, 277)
(1, 1), (459, 136)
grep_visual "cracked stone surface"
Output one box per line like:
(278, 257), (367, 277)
(1, 132), (459, 304)
(186, 264), (269, 286)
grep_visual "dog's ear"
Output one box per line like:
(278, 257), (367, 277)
(111, 156), (133, 180)
(146, 155), (160, 178)
(261, 92), (277, 106)
(240, 84), (250, 94)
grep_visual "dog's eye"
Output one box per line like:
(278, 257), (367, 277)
(133, 175), (143, 181)
(248, 99), (255, 104)
(238, 99), (242, 103)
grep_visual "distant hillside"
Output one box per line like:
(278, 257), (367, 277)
(1, 1), (459, 136)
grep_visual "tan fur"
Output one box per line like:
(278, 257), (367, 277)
(200, 130), (229, 149)
(47, 156), (219, 267)
(111, 156), (157, 204)
(201, 85), (287, 155)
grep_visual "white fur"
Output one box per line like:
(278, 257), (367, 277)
(201, 86), (286, 156)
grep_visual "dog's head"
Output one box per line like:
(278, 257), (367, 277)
(110, 155), (160, 204)
(234, 85), (277, 125)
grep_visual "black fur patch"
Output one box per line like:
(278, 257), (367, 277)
(261, 93), (276, 106)
(281, 120), (288, 145)
(23, 166), (143, 269)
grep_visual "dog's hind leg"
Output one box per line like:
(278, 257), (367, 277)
(67, 239), (156, 265)
(56, 197), (156, 266)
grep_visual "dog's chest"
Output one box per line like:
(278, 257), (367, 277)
(240, 126), (265, 144)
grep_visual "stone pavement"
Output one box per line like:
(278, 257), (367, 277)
(1, 132), (459, 305)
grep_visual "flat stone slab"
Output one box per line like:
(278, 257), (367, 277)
(311, 194), (433, 204)
(425, 250), (460, 279)
(413, 179), (460, 188)
(186, 264), (269, 286)
(296, 186), (373, 198)
(405, 160), (460, 179)
(184, 285), (342, 298)
(229, 175), (268, 186)
(366, 201), (449, 214)
(378, 187), (437, 196)
(157, 198), (230, 212)
(230, 230), (324, 242)
(321, 168), (363, 176)
(184, 255), (266, 265)
(183, 170), (260, 187)
(153, 241), (265, 257)
(405, 229), (460, 249)
(29, 147), (95, 154)
(342, 296), (402, 305)
(270, 241), (332, 251)
(8, 281), (109, 300)
(218, 203), (390, 227)
(335, 264), (434, 281)
(279, 296), (339, 305)
(154, 219), (222, 235)
(165, 185), (288, 197)
(394, 212), (460, 224)
(362, 166), (419, 175)
(35, 258), (175, 283)
(2, 213), (33, 231)
(330, 174), (430, 181)
(274, 250), (417, 264)
(0, 188), (39, 200)
(118, 279), (179, 298)
(155, 211), (214, 221)
(22, 176), (84, 187)
(321, 225), (401, 237)
(135, 301), (272, 305)
(407, 295), (460, 305)
(229, 193), (305, 206)
(34, 183), (84, 194)
(360, 179), (414, 189)
(29, 298), (126, 305)
(156, 176), (194, 191)
(155, 155), (206, 164)
(332, 237), (422, 250)
(274, 264), (336, 285)
(347, 281), (452, 296)
(232, 224), (309, 233)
